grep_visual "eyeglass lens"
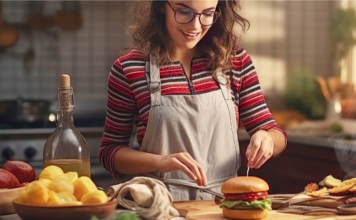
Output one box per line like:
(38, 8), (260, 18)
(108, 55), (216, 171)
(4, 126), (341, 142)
(175, 9), (216, 25)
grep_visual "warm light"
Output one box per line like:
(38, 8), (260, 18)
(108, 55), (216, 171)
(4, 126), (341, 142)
(49, 113), (56, 122)
(335, 101), (342, 114)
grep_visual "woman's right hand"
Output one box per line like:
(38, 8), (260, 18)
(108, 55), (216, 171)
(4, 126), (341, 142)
(154, 152), (207, 187)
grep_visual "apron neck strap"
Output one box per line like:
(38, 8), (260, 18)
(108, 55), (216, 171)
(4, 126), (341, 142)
(145, 56), (231, 102)
(146, 55), (161, 106)
(215, 68), (232, 100)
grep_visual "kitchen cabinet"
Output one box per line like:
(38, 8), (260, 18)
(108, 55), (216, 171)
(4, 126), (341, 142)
(238, 133), (350, 194)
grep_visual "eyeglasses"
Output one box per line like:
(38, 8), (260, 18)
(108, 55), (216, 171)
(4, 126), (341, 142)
(166, 1), (221, 26)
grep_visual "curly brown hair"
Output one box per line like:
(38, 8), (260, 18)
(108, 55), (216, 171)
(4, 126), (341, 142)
(125, 1), (250, 78)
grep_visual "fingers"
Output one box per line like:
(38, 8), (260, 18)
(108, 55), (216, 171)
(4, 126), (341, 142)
(171, 157), (197, 181)
(250, 139), (273, 169)
(254, 143), (273, 169)
(184, 153), (207, 186)
(245, 143), (252, 159)
(246, 139), (261, 166)
(177, 153), (205, 186)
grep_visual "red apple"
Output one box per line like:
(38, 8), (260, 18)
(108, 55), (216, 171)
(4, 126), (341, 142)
(3, 160), (36, 183)
(17, 182), (29, 188)
(0, 168), (20, 189)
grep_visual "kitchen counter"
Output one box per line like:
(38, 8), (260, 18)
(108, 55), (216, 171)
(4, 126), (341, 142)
(0, 210), (185, 220)
(2, 206), (356, 220)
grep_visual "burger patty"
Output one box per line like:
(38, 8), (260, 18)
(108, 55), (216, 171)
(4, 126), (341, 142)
(230, 205), (258, 210)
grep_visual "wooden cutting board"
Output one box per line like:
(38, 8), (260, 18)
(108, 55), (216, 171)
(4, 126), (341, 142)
(172, 200), (356, 220)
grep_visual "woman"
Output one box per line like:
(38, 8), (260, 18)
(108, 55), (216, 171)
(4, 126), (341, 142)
(100, 0), (287, 201)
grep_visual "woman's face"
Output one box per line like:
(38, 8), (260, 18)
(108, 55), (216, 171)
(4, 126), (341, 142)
(164, 0), (219, 50)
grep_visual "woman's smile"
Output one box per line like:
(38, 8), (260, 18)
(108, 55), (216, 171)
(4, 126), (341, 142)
(180, 29), (201, 40)
(165, 0), (218, 49)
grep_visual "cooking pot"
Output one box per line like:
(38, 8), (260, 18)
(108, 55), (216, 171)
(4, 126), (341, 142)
(0, 97), (52, 127)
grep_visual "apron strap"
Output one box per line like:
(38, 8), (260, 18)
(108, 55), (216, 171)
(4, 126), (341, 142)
(220, 84), (232, 100)
(145, 55), (161, 106)
(145, 56), (231, 104)
(216, 68), (232, 100)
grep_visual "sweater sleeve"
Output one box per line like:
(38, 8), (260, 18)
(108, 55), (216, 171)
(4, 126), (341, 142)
(231, 49), (287, 156)
(99, 58), (136, 181)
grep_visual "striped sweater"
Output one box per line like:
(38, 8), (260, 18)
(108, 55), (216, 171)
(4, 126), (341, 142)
(99, 48), (287, 180)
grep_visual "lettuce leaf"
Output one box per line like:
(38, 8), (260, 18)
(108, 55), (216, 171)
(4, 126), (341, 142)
(219, 199), (272, 210)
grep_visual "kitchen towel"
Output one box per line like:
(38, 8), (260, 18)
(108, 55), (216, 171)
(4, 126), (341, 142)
(108, 177), (180, 220)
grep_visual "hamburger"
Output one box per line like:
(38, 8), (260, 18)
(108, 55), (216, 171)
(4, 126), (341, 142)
(219, 176), (272, 219)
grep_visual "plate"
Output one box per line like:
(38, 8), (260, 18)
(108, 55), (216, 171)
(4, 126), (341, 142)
(13, 198), (118, 220)
(0, 187), (25, 215)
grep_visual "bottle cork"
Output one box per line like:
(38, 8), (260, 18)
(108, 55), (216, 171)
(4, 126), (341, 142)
(60, 73), (71, 88)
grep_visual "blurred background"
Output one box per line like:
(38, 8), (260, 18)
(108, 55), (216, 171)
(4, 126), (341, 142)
(240, 0), (356, 132)
(0, 0), (356, 192)
(1, 1), (356, 130)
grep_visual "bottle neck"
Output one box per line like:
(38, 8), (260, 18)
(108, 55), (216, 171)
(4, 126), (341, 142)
(57, 87), (75, 128)
(58, 110), (74, 128)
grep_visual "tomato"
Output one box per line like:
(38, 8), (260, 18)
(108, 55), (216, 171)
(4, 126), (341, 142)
(224, 191), (268, 202)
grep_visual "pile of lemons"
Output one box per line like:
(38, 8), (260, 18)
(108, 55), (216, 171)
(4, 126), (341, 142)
(16, 165), (108, 205)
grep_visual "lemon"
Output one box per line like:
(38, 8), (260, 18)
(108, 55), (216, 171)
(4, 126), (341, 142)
(39, 165), (64, 180)
(47, 179), (74, 194)
(38, 178), (52, 187)
(48, 191), (61, 205)
(55, 172), (78, 183)
(17, 181), (49, 205)
(81, 190), (108, 204)
(48, 191), (78, 205)
(73, 176), (97, 201)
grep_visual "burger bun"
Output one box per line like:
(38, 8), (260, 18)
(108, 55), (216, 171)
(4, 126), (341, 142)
(222, 207), (268, 220)
(221, 176), (269, 194)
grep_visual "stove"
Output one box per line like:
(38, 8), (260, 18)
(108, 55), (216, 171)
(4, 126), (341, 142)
(0, 127), (103, 162)
(0, 107), (122, 189)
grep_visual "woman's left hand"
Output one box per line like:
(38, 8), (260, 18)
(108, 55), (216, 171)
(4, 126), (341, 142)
(245, 130), (274, 169)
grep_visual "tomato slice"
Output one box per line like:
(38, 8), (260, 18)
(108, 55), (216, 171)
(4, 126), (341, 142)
(224, 191), (268, 202)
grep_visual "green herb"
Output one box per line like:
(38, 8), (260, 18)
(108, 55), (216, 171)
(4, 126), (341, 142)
(90, 212), (142, 220)
(286, 66), (326, 119)
(330, 8), (356, 61)
(331, 122), (343, 132)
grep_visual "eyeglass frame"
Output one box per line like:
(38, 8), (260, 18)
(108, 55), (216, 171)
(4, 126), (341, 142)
(166, 1), (221, 26)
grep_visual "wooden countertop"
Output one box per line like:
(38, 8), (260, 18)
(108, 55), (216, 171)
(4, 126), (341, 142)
(2, 200), (356, 220)
(173, 200), (356, 220)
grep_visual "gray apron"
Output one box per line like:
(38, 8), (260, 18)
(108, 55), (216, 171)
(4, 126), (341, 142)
(139, 55), (240, 201)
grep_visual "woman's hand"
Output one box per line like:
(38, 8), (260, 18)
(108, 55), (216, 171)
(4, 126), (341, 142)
(246, 130), (274, 169)
(154, 152), (207, 187)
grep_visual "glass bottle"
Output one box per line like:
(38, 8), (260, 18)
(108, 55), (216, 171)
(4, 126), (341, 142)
(43, 74), (91, 177)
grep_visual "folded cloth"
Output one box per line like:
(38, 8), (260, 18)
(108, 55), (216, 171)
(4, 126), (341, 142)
(109, 177), (180, 220)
